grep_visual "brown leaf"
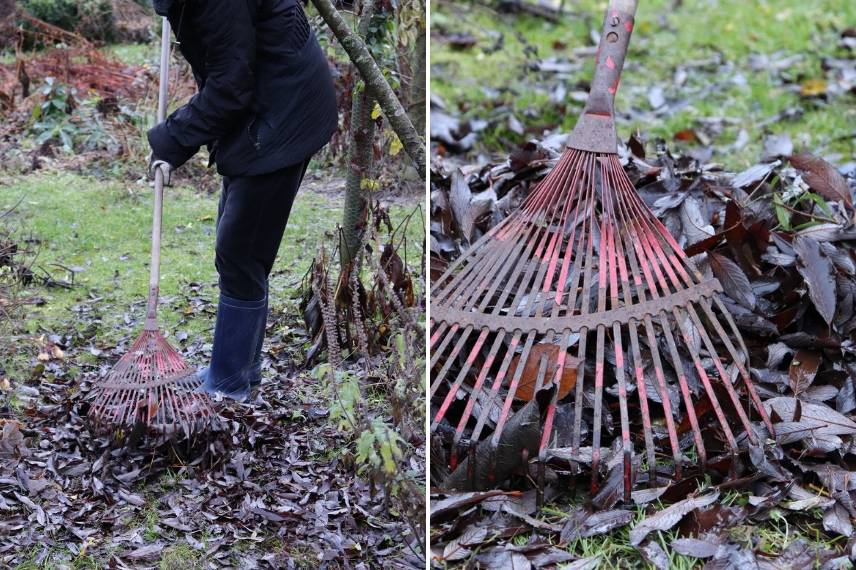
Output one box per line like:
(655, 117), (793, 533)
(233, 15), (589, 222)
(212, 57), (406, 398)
(793, 236), (837, 323)
(709, 252), (755, 309)
(509, 344), (580, 402)
(789, 153), (852, 208)
(788, 349), (821, 395)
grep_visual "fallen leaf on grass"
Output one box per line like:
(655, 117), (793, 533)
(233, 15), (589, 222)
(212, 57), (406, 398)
(629, 491), (719, 546)
(560, 508), (633, 542)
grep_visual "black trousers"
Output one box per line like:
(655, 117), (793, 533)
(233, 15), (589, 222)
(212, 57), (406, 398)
(215, 160), (309, 300)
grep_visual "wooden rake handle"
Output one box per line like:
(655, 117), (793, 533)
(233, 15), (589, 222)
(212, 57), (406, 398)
(144, 17), (171, 331)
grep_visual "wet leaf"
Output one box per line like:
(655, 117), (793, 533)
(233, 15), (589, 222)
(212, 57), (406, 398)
(629, 492), (719, 546)
(509, 344), (581, 402)
(709, 252), (755, 309)
(788, 349), (821, 395)
(793, 236), (836, 323)
(789, 153), (853, 208)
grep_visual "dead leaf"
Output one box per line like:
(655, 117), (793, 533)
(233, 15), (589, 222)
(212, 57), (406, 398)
(788, 349), (821, 395)
(709, 252), (755, 309)
(510, 344), (580, 402)
(800, 78), (828, 97)
(793, 236), (837, 323)
(789, 153), (853, 209)
(629, 491), (719, 546)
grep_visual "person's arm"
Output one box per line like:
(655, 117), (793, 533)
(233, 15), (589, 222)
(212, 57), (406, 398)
(147, 0), (256, 169)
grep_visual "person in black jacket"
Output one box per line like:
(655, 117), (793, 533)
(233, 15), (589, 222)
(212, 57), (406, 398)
(148, 0), (338, 401)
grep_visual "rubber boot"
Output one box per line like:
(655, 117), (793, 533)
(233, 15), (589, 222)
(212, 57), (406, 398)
(198, 294), (267, 392)
(249, 294), (267, 389)
(197, 293), (266, 402)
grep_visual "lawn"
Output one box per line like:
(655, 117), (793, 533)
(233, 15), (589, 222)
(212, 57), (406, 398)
(431, 0), (856, 168)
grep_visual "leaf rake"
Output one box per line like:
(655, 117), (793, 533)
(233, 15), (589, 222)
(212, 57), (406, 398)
(88, 19), (214, 437)
(430, 0), (774, 500)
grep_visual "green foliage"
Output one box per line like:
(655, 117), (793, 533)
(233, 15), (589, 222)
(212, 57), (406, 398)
(315, 363), (362, 431)
(29, 77), (116, 153)
(366, 9), (400, 91)
(21, 0), (114, 42)
(355, 417), (405, 476)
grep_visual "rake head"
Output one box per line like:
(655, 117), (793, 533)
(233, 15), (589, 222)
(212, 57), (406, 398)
(431, 149), (774, 497)
(88, 328), (214, 437)
(430, 0), (774, 500)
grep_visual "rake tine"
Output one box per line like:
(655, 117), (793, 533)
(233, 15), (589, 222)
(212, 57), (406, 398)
(451, 331), (507, 463)
(471, 332), (522, 443)
(492, 333), (536, 446)
(601, 176), (633, 500)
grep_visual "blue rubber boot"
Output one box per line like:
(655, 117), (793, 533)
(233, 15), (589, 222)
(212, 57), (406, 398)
(197, 293), (266, 402)
(199, 293), (267, 391)
(249, 294), (267, 389)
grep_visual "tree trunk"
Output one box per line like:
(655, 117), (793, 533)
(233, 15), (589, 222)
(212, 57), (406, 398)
(310, 0), (425, 176)
(340, 0), (376, 269)
(408, 28), (426, 137)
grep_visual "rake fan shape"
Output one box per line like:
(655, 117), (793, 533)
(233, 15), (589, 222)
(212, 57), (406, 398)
(430, 0), (774, 500)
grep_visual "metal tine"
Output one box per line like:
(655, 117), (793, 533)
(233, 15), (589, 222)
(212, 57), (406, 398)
(702, 296), (775, 434)
(538, 151), (596, 470)
(601, 161), (633, 500)
(434, 152), (582, 436)
(430, 156), (575, 390)
(540, 151), (589, 291)
(529, 151), (590, 468)
(485, 340), (541, 450)
(433, 150), (579, 308)
(492, 334), (537, 446)
(500, 161), (583, 461)
(614, 194), (685, 475)
(564, 153), (599, 455)
(712, 297), (774, 432)
(449, 332), (505, 458)
(611, 165), (762, 462)
(610, 170), (762, 446)
(589, 157), (613, 492)
(470, 331), (522, 443)
(619, 208), (708, 464)
(431, 328), (490, 425)
(454, 150), (586, 445)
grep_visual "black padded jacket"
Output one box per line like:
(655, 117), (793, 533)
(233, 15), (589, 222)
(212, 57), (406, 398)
(148, 0), (338, 177)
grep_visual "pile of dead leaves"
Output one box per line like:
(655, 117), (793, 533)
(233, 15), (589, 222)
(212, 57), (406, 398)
(0, 296), (422, 569)
(430, 132), (856, 567)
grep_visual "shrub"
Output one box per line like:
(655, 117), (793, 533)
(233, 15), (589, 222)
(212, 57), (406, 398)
(21, 0), (114, 42)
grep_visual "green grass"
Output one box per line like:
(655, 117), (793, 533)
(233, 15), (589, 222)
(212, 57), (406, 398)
(1, 168), (422, 376)
(431, 0), (856, 168)
(159, 544), (202, 570)
(0, 173), (328, 342)
(102, 43), (158, 66)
